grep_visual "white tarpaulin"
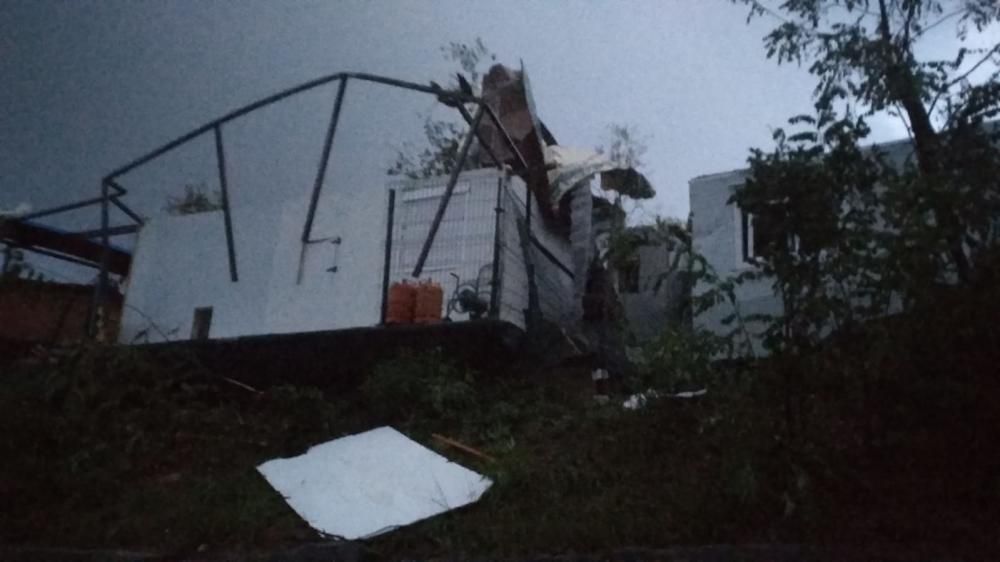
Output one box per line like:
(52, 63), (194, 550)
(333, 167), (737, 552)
(257, 426), (493, 540)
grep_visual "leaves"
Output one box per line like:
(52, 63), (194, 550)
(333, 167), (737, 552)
(388, 39), (496, 179)
(165, 183), (223, 216)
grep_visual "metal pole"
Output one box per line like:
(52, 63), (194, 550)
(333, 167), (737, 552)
(525, 174), (532, 234)
(345, 72), (479, 103)
(214, 125), (238, 282)
(21, 196), (107, 221)
(380, 189), (396, 324)
(481, 104), (530, 172)
(489, 175), (505, 319)
(411, 105), (485, 278)
(106, 179), (128, 196)
(17, 244), (112, 270)
(302, 77), (348, 244)
(455, 103), (502, 168)
(105, 73), (348, 181)
(87, 181), (111, 339)
(74, 224), (141, 239)
(109, 197), (144, 225)
(105, 72), (481, 183)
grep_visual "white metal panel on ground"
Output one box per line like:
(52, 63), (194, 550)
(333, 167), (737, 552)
(257, 427), (492, 540)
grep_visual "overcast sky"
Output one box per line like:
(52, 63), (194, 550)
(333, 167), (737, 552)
(1, 0), (984, 239)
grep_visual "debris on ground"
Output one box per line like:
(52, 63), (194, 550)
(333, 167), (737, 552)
(622, 388), (707, 410)
(257, 426), (492, 540)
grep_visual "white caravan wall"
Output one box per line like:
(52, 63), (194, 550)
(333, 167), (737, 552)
(496, 177), (575, 330)
(119, 186), (388, 343)
(120, 167), (575, 343)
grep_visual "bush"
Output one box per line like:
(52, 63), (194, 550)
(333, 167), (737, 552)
(631, 327), (725, 393)
(361, 348), (478, 425)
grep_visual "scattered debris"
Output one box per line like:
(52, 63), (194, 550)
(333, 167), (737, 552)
(592, 368), (610, 403)
(431, 433), (496, 463)
(219, 375), (260, 394)
(257, 426), (492, 540)
(623, 388), (707, 410)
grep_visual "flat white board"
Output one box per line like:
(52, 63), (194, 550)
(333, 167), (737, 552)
(257, 426), (492, 539)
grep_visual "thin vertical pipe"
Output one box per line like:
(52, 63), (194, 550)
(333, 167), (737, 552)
(380, 189), (396, 325)
(411, 105), (485, 278)
(302, 77), (348, 244)
(489, 175), (505, 319)
(214, 125), (238, 282)
(87, 181), (111, 338)
(455, 103), (502, 168)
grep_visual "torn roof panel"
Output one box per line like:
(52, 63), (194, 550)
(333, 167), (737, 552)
(478, 64), (553, 217)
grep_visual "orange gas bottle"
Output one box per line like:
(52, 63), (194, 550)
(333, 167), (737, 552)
(386, 281), (417, 324)
(413, 280), (444, 324)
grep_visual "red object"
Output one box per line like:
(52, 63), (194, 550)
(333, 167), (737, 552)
(413, 281), (444, 324)
(386, 281), (417, 324)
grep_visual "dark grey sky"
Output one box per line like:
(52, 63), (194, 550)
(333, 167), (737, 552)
(1, 0), (979, 233)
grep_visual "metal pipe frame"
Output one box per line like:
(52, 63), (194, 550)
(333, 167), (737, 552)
(301, 77), (348, 245)
(380, 189), (396, 324)
(489, 175), (505, 319)
(213, 125), (238, 282)
(86, 181), (112, 337)
(73, 224), (141, 238)
(24, 244), (109, 270)
(102, 72), (489, 184)
(2, 70), (537, 339)
(455, 103), (502, 169)
(410, 105), (486, 278)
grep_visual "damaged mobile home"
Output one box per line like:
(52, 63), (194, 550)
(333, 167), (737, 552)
(4, 65), (652, 358)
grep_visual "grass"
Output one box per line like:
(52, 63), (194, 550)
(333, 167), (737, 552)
(2, 297), (1000, 560)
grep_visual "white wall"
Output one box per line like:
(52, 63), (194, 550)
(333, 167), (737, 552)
(689, 169), (780, 356)
(496, 176), (575, 330)
(120, 182), (388, 343)
(620, 243), (686, 342)
(119, 168), (575, 342)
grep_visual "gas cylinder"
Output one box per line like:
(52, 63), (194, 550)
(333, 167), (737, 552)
(386, 281), (417, 324)
(413, 280), (444, 324)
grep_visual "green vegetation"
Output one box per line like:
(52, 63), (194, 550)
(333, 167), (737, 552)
(3, 296), (1000, 559)
(165, 183), (224, 216)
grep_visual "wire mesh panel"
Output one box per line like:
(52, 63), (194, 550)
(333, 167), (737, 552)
(385, 169), (577, 332)
(387, 170), (500, 322)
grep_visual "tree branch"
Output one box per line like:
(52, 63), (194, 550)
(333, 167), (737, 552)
(928, 42), (1000, 114)
(901, 0), (918, 47)
(744, 0), (791, 24)
(947, 43), (1000, 88)
(912, 8), (964, 40)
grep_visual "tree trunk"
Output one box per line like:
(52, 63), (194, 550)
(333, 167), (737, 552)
(877, 0), (972, 284)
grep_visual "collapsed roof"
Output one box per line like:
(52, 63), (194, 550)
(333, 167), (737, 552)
(476, 63), (653, 221)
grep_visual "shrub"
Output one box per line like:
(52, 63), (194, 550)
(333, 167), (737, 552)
(361, 348), (477, 424)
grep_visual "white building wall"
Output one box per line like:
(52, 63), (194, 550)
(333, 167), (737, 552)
(689, 169), (780, 356)
(119, 168), (574, 343)
(120, 181), (388, 343)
